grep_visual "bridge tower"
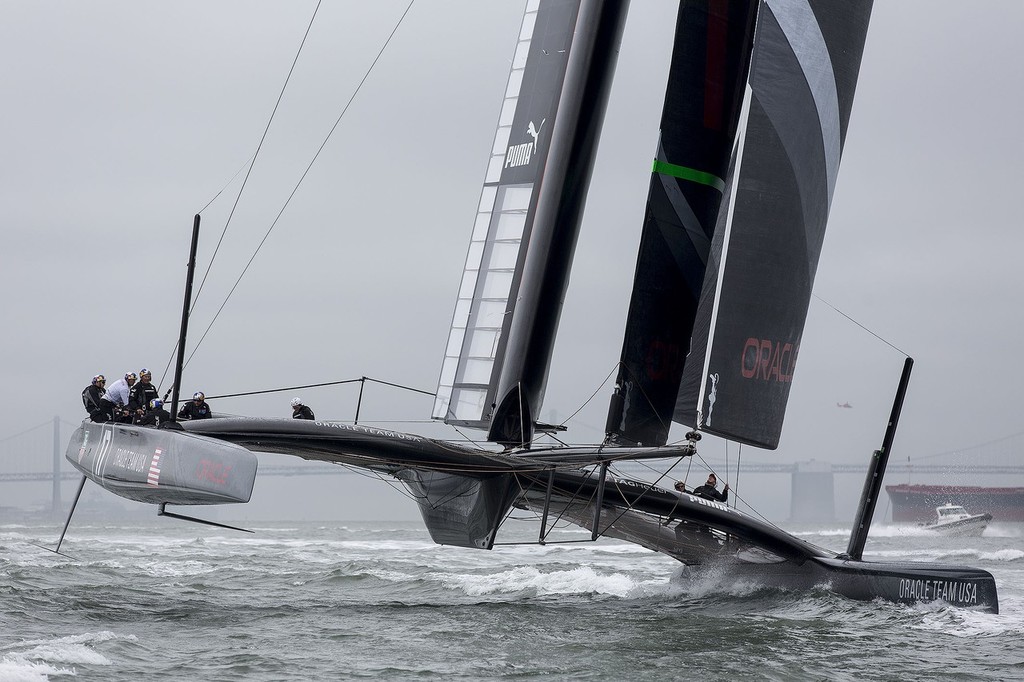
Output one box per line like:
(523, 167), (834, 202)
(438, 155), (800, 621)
(52, 415), (62, 513)
(790, 460), (835, 524)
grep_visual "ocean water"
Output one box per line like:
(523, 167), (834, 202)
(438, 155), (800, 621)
(1, 518), (1022, 681)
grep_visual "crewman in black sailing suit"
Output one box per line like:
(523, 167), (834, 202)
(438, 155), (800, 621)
(178, 392), (212, 419)
(692, 473), (728, 503)
(129, 369), (159, 422)
(82, 374), (108, 422)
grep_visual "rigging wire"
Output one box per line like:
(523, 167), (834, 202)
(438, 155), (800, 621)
(600, 361), (672, 442)
(909, 428), (1024, 461)
(592, 461), (685, 535)
(204, 376), (434, 401)
(155, 2), (324, 394)
(183, 0), (416, 370)
(734, 442), (743, 510)
(528, 362), (620, 450)
(725, 440), (729, 507)
(0, 420), (58, 443)
(194, 152), (260, 216)
(813, 294), (908, 357)
(155, 153), (262, 390)
(190, 0), (324, 312)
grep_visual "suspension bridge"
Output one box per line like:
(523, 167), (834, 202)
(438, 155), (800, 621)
(3, 417), (1022, 520)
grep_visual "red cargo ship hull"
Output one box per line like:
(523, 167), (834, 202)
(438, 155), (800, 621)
(885, 484), (1024, 523)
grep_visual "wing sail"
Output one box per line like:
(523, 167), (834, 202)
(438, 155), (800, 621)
(433, 0), (630, 447)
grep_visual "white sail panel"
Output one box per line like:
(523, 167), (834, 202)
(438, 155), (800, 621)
(434, 184), (533, 422)
(433, 1), (553, 425)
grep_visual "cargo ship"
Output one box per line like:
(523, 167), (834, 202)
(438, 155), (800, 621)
(885, 484), (1024, 523)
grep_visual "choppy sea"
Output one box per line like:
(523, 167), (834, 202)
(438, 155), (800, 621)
(1, 518), (1022, 681)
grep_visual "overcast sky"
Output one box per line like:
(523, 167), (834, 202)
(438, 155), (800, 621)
(2, 1), (1022, 523)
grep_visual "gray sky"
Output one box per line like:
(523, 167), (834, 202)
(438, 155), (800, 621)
(2, 1), (1022, 522)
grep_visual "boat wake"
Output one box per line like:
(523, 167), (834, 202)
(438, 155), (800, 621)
(0, 630), (132, 680)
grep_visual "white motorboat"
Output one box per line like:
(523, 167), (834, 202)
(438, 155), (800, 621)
(921, 504), (992, 537)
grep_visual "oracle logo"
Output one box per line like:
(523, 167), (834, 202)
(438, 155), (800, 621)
(740, 337), (797, 382)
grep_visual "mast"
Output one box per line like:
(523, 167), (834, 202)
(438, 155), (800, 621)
(486, 0), (629, 447)
(171, 214), (200, 421)
(843, 357), (913, 561)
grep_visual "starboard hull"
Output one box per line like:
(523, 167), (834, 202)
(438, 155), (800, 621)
(698, 556), (999, 612)
(517, 491), (999, 613)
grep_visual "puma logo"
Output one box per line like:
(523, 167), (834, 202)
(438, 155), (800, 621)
(504, 118), (547, 169)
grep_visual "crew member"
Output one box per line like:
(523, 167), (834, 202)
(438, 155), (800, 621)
(691, 473), (728, 503)
(178, 392), (212, 420)
(139, 399), (173, 428)
(82, 374), (108, 422)
(291, 397), (315, 420)
(102, 372), (137, 423)
(129, 368), (159, 421)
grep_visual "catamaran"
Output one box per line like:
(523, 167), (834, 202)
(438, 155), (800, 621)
(62, 0), (999, 612)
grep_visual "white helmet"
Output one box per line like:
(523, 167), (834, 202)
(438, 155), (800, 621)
(291, 397), (303, 407)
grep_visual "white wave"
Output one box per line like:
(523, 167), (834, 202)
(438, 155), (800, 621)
(134, 559), (218, 578)
(983, 524), (1023, 538)
(363, 568), (422, 584)
(0, 658), (74, 682)
(789, 528), (855, 537)
(910, 597), (1024, 637)
(441, 564), (641, 598)
(864, 547), (1024, 564)
(4, 631), (133, 670)
(676, 564), (787, 599)
(980, 548), (1024, 562)
(790, 524), (998, 539)
(862, 550), (973, 565)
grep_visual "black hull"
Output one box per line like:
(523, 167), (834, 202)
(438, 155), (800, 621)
(518, 494), (998, 613)
(180, 417), (998, 612)
(694, 556), (998, 611)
